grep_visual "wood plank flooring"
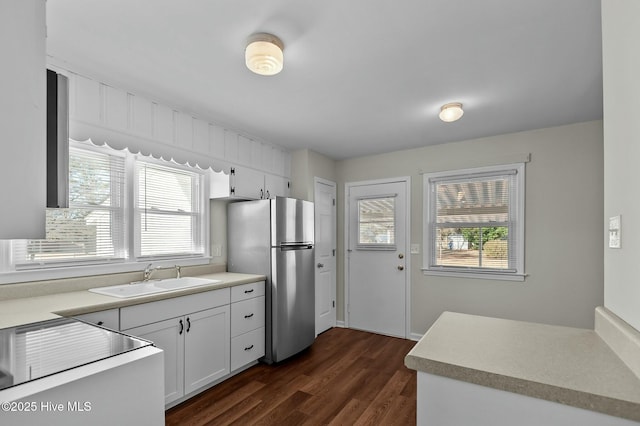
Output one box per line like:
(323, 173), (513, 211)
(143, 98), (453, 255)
(165, 327), (417, 426)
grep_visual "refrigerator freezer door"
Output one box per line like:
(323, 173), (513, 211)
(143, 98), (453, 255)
(268, 245), (315, 363)
(271, 197), (314, 246)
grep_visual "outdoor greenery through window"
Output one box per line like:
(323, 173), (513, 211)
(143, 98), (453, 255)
(7, 141), (207, 271)
(423, 163), (525, 279)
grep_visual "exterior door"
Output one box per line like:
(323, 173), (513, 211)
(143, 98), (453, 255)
(347, 178), (409, 338)
(315, 178), (337, 335)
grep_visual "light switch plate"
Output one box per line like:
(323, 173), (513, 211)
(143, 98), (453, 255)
(608, 215), (621, 249)
(212, 244), (222, 257)
(410, 244), (420, 254)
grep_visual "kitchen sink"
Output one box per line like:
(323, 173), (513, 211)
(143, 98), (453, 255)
(89, 277), (222, 298)
(153, 277), (221, 290)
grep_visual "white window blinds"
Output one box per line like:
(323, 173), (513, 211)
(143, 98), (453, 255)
(423, 163), (525, 279)
(13, 147), (126, 268)
(135, 161), (204, 258)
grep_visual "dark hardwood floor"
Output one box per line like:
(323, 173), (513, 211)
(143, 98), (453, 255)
(165, 327), (417, 425)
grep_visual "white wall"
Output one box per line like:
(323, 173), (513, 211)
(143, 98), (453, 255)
(337, 121), (604, 332)
(290, 148), (337, 201)
(602, 0), (640, 331)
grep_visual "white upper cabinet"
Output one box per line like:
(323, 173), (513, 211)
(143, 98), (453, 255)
(0, 0), (46, 239)
(210, 166), (290, 200)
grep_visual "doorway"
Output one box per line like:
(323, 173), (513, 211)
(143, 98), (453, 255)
(345, 177), (410, 338)
(314, 178), (337, 335)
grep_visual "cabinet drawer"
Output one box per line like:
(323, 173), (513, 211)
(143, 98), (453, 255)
(231, 296), (265, 337)
(74, 309), (120, 330)
(121, 288), (230, 331)
(231, 327), (265, 371)
(231, 281), (265, 303)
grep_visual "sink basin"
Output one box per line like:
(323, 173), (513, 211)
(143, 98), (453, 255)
(89, 277), (222, 298)
(153, 277), (221, 290)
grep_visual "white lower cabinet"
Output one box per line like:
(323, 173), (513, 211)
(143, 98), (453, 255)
(183, 306), (230, 394)
(230, 281), (266, 372)
(74, 308), (120, 330)
(121, 288), (231, 406)
(125, 317), (185, 404)
(118, 281), (265, 408)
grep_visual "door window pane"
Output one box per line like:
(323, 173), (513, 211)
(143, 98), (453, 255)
(357, 197), (395, 248)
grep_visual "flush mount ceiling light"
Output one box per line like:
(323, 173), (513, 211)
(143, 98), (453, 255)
(439, 102), (464, 122)
(245, 33), (284, 76)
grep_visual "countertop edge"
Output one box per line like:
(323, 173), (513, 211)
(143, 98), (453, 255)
(404, 355), (640, 422)
(0, 272), (266, 328)
(52, 274), (266, 317)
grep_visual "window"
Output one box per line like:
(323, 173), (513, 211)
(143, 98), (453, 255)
(6, 141), (208, 273)
(135, 161), (205, 259)
(357, 196), (396, 249)
(12, 146), (126, 268)
(423, 163), (525, 280)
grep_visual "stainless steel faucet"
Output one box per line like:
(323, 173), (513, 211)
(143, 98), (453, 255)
(175, 265), (182, 278)
(143, 263), (154, 281)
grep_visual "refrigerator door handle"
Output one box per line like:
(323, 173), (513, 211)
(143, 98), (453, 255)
(279, 244), (313, 251)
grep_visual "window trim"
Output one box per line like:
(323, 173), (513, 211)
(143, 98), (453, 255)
(132, 156), (207, 260)
(422, 163), (526, 281)
(0, 141), (211, 283)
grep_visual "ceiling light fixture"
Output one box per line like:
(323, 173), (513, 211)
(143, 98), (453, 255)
(245, 33), (284, 76)
(439, 102), (464, 122)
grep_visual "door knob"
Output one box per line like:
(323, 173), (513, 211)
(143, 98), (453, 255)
(398, 253), (404, 259)
(317, 263), (324, 268)
(397, 265), (404, 271)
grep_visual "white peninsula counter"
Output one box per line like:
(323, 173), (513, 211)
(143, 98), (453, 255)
(405, 309), (640, 426)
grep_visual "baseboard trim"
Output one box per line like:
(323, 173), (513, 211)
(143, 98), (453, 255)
(409, 332), (423, 341)
(336, 320), (346, 328)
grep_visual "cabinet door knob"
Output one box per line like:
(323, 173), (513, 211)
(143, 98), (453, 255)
(96, 321), (104, 326)
(317, 263), (324, 268)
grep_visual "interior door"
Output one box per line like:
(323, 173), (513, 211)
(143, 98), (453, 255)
(315, 178), (337, 335)
(347, 179), (409, 338)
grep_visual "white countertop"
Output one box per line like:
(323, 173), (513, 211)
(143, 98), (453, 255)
(405, 311), (640, 422)
(0, 272), (265, 329)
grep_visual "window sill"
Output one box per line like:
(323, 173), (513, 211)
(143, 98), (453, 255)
(421, 268), (526, 282)
(0, 257), (212, 285)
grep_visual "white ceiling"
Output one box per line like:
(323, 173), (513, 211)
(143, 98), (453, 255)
(46, 0), (603, 160)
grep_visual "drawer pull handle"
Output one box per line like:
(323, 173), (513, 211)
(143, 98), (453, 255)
(179, 319), (184, 335)
(186, 317), (191, 333)
(244, 345), (254, 351)
(244, 313), (254, 319)
(96, 321), (104, 326)
(244, 289), (254, 294)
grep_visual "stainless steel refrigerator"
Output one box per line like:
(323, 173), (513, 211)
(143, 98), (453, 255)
(228, 197), (315, 364)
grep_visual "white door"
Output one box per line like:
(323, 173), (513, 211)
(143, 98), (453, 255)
(315, 178), (337, 335)
(346, 178), (409, 338)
